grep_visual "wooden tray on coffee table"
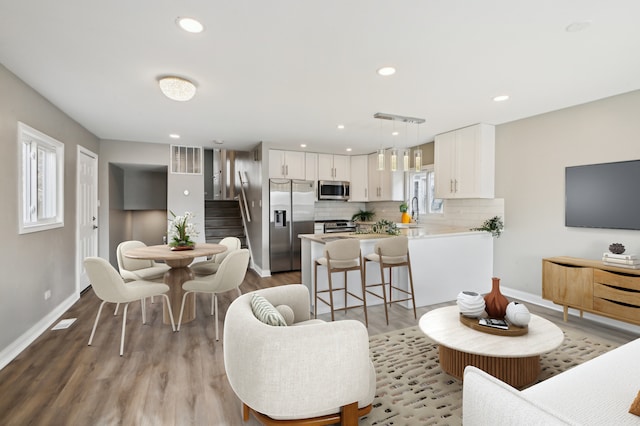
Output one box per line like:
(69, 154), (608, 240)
(459, 314), (528, 336)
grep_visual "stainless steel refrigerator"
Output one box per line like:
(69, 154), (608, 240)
(269, 179), (315, 273)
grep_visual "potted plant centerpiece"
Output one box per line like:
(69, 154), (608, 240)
(168, 211), (199, 250)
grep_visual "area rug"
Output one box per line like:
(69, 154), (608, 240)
(362, 326), (621, 426)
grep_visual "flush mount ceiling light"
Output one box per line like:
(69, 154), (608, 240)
(176, 17), (204, 33)
(158, 76), (196, 101)
(377, 66), (396, 76)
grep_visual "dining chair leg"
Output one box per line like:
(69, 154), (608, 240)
(141, 298), (146, 324)
(214, 294), (219, 341)
(120, 303), (129, 357)
(88, 300), (107, 346)
(211, 294), (215, 316)
(177, 291), (192, 331)
(161, 294), (176, 331)
(114, 303), (119, 316)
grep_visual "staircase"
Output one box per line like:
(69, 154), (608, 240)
(204, 200), (247, 248)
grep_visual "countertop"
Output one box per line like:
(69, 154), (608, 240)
(299, 226), (486, 243)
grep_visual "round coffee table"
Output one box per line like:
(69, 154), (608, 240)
(419, 305), (564, 388)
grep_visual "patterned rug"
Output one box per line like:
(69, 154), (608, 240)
(362, 325), (621, 426)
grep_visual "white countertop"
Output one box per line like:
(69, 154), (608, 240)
(299, 226), (486, 243)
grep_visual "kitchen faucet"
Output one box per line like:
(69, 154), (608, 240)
(411, 196), (419, 223)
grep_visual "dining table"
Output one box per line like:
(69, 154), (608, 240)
(124, 243), (227, 324)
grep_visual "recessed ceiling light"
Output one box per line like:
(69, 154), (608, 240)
(300, 144), (307, 148)
(177, 17), (204, 33)
(392, 131), (399, 136)
(346, 148), (352, 152)
(377, 66), (396, 76)
(213, 139), (224, 145)
(169, 133), (180, 139)
(337, 124), (345, 129)
(158, 76), (197, 101)
(493, 95), (510, 102)
(566, 21), (592, 33)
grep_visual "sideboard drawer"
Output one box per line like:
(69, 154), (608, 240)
(594, 282), (640, 307)
(593, 297), (640, 323)
(594, 269), (640, 292)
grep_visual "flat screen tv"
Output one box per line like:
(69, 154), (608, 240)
(565, 159), (640, 230)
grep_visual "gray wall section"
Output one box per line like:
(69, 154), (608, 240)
(123, 169), (167, 210)
(494, 89), (640, 296)
(0, 64), (99, 351)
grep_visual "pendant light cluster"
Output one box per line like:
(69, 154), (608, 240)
(373, 112), (425, 172)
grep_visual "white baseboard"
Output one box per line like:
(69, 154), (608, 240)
(501, 286), (640, 335)
(0, 292), (79, 371)
(250, 262), (270, 277)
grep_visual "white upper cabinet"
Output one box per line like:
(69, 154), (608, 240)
(268, 150), (306, 179)
(367, 151), (404, 202)
(434, 123), (495, 199)
(349, 155), (369, 202)
(318, 154), (350, 181)
(304, 152), (318, 182)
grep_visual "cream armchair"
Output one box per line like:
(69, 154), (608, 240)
(224, 284), (376, 426)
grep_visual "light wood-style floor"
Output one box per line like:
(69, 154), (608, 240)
(0, 270), (637, 425)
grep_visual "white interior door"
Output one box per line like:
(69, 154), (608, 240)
(76, 146), (98, 293)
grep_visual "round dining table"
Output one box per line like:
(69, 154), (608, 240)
(124, 243), (227, 324)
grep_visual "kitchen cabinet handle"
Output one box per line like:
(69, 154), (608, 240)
(365, 188), (368, 198)
(282, 165), (285, 176)
(454, 179), (458, 193)
(450, 179), (454, 193)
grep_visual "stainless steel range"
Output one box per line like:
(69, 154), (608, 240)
(322, 220), (357, 234)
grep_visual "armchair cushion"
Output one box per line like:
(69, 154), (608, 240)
(275, 304), (295, 325)
(251, 294), (287, 326)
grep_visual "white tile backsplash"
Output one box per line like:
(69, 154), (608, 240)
(314, 198), (505, 230)
(314, 201), (366, 221)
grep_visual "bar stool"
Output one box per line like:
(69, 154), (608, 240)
(314, 239), (368, 327)
(363, 235), (417, 325)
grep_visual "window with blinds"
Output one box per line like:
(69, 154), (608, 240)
(171, 145), (202, 174)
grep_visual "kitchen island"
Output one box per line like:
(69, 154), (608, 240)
(299, 227), (493, 315)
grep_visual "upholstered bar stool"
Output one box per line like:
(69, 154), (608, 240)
(364, 235), (417, 325)
(314, 238), (368, 327)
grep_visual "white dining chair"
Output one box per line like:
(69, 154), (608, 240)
(177, 249), (250, 340)
(84, 256), (176, 356)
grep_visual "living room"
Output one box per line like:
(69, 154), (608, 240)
(2, 1), (640, 424)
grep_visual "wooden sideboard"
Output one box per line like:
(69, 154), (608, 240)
(542, 256), (640, 325)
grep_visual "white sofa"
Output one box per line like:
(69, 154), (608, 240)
(463, 337), (640, 425)
(223, 284), (376, 425)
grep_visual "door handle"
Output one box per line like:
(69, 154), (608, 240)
(93, 225), (99, 230)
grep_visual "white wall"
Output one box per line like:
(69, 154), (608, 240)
(494, 89), (640, 295)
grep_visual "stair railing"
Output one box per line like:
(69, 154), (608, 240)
(238, 171), (251, 222)
(237, 171), (253, 266)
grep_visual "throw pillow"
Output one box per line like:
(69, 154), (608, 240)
(251, 294), (287, 326)
(275, 304), (295, 325)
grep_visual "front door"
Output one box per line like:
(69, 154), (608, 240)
(76, 146), (98, 293)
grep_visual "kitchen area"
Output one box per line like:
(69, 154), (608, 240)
(263, 122), (504, 295)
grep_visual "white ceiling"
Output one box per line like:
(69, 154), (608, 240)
(1, 1), (639, 155)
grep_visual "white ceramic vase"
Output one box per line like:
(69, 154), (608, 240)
(505, 301), (531, 327)
(456, 291), (486, 318)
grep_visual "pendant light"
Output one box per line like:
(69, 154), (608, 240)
(402, 122), (410, 171)
(377, 120), (385, 171)
(414, 122), (422, 172)
(390, 121), (397, 172)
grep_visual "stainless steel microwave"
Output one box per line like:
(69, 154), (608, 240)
(318, 180), (350, 201)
